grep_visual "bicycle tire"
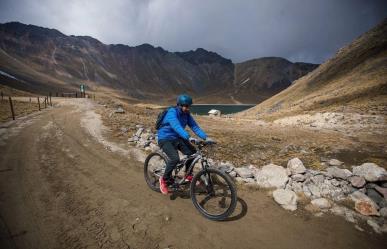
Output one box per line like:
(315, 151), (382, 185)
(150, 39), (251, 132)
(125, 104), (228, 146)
(190, 168), (237, 221)
(144, 152), (167, 192)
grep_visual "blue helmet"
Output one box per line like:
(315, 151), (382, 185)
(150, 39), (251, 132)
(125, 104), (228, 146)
(177, 94), (193, 106)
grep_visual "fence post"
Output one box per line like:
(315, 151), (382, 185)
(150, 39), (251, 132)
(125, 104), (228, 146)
(1, 91), (3, 101)
(61, 93), (64, 97)
(49, 93), (52, 106)
(9, 96), (15, 120)
(44, 97), (47, 108)
(56, 92), (58, 97)
(38, 97), (41, 111)
(29, 97), (31, 103)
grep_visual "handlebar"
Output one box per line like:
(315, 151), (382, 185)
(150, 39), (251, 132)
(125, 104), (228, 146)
(189, 138), (217, 146)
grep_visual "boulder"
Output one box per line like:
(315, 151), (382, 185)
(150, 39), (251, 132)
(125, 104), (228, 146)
(328, 159), (344, 166)
(310, 175), (325, 185)
(255, 164), (289, 189)
(234, 167), (254, 178)
(326, 166), (352, 180)
(374, 186), (387, 199)
(287, 158), (306, 175)
(218, 162), (235, 173)
(379, 207), (387, 217)
(272, 189), (298, 211)
(350, 191), (380, 216)
(311, 198), (331, 209)
(349, 176), (366, 188)
(366, 188), (384, 206)
(291, 174), (306, 182)
(352, 163), (387, 182)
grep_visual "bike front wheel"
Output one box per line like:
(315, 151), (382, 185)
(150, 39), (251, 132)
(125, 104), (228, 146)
(190, 168), (237, 221)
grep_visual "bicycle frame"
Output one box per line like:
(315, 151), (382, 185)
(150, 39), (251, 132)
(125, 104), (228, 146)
(170, 146), (211, 187)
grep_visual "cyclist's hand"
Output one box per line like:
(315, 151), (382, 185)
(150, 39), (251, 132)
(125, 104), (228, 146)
(189, 137), (199, 144)
(205, 137), (216, 144)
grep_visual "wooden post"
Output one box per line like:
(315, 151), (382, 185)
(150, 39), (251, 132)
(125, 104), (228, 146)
(61, 93), (64, 97)
(9, 96), (15, 120)
(44, 97), (47, 108)
(38, 97), (41, 111)
(75, 92), (78, 98)
(29, 97), (31, 103)
(1, 91), (3, 101)
(49, 94), (52, 106)
(56, 92), (58, 97)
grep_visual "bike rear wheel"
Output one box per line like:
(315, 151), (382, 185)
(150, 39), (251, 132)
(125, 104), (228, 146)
(190, 168), (237, 221)
(144, 152), (167, 192)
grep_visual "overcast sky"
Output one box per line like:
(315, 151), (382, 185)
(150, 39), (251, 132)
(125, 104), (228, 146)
(0, 0), (386, 63)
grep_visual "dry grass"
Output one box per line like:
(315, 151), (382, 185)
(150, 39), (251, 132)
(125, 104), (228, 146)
(239, 19), (387, 121)
(95, 96), (387, 169)
(0, 98), (41, 122)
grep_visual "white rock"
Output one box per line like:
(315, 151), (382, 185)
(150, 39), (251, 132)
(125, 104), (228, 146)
(228, 171), (237, 178)
(287, 158), (306, 175)
(328, 159), (343, 166)
(311, 198), (331, 209)
(352, 163), (387, 182)
(326, 166), (352, 180)
(255, 164), (289, 189)
(135, 128), (144, 137)
(349, 176), (366, 188)
(272, 189), (298, 211)
(234, 167), (254, 178)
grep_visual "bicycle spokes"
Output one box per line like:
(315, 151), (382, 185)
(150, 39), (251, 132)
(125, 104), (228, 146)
(191, 170), (235, 217)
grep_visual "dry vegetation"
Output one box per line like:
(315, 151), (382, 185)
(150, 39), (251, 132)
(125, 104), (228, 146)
(0, 98), (40, 122)
(240, 19), (387, 121)
(96, 97), (387, 170)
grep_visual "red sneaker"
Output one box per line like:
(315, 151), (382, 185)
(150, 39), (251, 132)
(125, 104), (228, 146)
(159, 177), (169, 195)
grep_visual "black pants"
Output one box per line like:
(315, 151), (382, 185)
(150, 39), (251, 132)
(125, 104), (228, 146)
(158, 138), (196, 180)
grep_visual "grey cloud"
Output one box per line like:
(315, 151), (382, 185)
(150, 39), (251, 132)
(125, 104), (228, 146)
(0, 0), (386, 63)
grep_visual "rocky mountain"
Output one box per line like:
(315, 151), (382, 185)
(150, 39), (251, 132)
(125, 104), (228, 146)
(239, 18), (387, 118)
(0, 22), (316, 104)
(232, 57), (318, 103)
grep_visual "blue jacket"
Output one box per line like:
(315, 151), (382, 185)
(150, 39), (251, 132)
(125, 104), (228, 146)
(157, 107), (207, 141)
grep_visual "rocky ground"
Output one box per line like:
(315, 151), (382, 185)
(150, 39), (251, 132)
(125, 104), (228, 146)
(96, 98), (387, 234)
(3, 98), (387, 248)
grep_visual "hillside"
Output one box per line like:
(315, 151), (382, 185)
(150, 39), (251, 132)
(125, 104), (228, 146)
(0, 22), (316, 104)
(231, 57), (318, 103)
(239, 19), (387, 119)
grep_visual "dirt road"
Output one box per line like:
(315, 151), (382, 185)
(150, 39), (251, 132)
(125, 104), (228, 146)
(0, 99), (386, 249)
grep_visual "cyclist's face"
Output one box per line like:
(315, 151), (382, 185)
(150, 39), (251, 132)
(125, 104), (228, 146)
(181, 104), (190, 113)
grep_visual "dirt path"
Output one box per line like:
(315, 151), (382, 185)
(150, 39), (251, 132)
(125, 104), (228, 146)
(0, 99), (386, 249)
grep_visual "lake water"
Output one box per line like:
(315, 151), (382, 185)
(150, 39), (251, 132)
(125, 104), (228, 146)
(189, 104), (255, 115)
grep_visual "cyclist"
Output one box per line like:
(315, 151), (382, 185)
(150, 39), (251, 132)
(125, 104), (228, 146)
(157, 94), (209, 194)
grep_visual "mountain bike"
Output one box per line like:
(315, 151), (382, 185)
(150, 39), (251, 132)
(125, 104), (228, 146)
(144, 139), (237, 221)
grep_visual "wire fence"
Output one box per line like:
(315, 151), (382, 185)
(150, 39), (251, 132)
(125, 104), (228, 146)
(0, 91), (95, 122)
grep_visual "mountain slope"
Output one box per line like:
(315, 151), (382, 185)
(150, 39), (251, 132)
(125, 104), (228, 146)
(240, 18), (387, 119)
(0, 22), (316, 104)
(231, 57), (318, 103)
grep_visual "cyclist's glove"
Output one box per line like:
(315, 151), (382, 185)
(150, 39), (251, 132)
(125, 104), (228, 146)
(189, 137), (199, 144)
